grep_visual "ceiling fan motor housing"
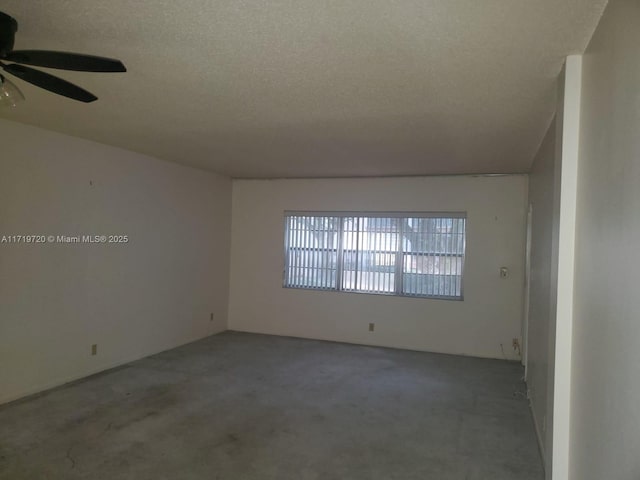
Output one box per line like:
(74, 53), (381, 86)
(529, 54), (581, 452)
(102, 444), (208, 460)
(0, 10), (126, 103)
(0, 12), (18, 58)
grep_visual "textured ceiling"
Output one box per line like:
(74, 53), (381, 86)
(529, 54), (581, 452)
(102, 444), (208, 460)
(0, 1), (607, 178)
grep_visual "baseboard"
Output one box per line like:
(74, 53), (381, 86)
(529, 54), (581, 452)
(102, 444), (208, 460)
(228, 327), (522, 362)
(0, 357), (143, 406)
(0, 328), (226, 406)
(528, 392), (547, 477)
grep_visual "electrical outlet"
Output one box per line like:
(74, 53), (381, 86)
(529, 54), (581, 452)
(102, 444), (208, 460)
(91, 344), (97, 356)
(210, 313), (214, 322)
(369, 323), (375, 332)
(512, 338), (520, 350)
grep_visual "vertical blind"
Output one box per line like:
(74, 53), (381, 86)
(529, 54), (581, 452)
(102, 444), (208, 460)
(284, 212), (466, 299)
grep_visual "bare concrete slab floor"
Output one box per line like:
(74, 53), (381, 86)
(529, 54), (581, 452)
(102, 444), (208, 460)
(0, 331), (543, 479)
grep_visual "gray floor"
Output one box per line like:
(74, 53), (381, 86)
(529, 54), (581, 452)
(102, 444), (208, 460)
(0, 331), (543, 479)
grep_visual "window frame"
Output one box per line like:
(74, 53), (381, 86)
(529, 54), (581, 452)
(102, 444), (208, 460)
(283, 211), (467, 301)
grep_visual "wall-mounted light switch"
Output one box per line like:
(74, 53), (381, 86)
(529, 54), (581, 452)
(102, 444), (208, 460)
(91, 344), (97, 356)
(500, 267), (509, 278)
(369, 323), (375, 332)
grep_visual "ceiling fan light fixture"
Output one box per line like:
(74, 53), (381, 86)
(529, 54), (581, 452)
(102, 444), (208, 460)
(0, 74), (24, 108)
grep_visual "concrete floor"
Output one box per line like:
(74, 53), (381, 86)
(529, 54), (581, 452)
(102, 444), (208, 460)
(0, 332), (543, 479)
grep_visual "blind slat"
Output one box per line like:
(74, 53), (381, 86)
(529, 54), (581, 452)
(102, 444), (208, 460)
(283, 213), (465, 299)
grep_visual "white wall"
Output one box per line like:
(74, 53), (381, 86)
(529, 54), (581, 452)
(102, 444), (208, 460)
(526, 117), (559, 470)
(551, 55), (582, 480)
(526, 56), (583, 480)
(570, 1), (640, 478)
(229, 176), (528, 359)
(0, 119), (232, 404)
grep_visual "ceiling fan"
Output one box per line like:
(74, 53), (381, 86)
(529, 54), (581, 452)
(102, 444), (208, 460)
(0, 10), (126, 106)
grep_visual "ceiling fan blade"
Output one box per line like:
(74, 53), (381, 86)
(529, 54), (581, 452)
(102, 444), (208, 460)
(6, 50), (126, 72)
(2, 63), (97, 102)
(0, 12), (18, 57)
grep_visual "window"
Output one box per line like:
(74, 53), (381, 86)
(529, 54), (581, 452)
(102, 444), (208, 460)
(283, 212), (466, 299)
